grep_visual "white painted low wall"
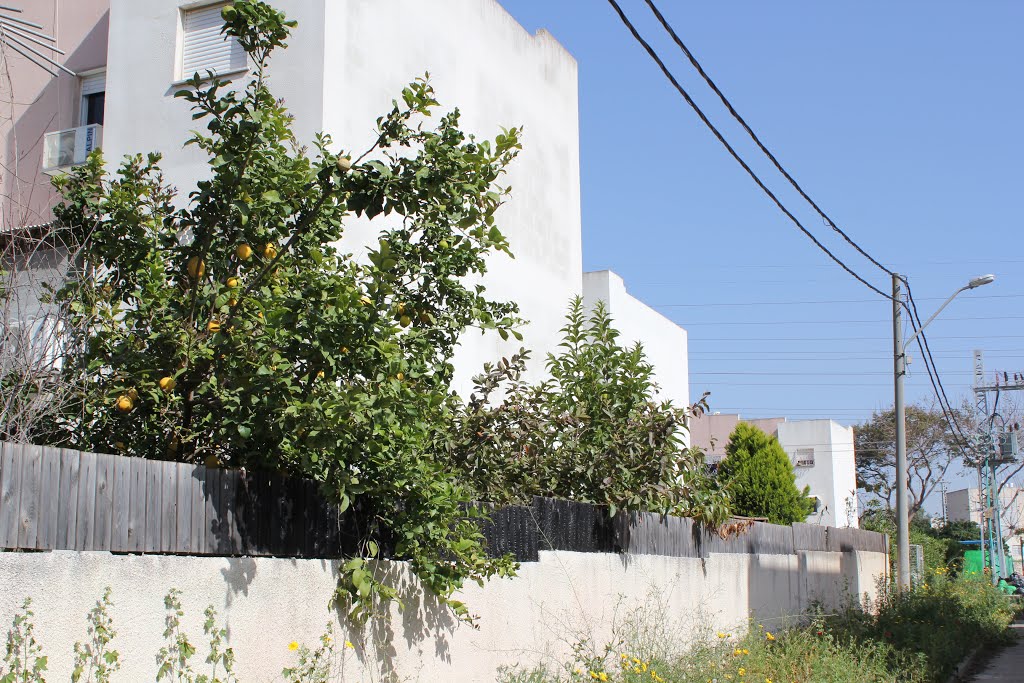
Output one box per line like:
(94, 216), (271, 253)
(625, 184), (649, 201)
(0, 548), (886, 682)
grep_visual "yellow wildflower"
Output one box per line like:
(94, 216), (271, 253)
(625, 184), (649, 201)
(765, 632), (776, 641)
(288, 641), (299, 651)
(739, 668), (746, 676)
(344, 640), (355, 649)
(717, 632), (727, 638)
(600, 674), (609, 682)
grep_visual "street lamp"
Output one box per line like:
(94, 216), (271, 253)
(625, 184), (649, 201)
(892, 273), (995, 589)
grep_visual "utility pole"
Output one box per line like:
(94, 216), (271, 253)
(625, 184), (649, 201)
(892, 273), (910, 589)
(892, 274), (993, 590)
(939, 480), (948, 526)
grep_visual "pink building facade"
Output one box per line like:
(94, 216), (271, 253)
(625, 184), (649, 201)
(0, 1), (109, 231)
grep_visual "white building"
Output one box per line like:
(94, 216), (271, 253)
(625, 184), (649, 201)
(689, 414), (859, 528)
(2, 0), (691, 404)
(946, 485), (1024, 565)
(582, 271), (689, 410)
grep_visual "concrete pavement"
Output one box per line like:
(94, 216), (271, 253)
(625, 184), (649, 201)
(968, 622), (1024, 681)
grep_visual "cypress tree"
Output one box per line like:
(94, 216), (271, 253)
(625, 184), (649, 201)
(718, 422), (815, 525)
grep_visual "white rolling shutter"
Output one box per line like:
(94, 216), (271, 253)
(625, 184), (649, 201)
(80, 71), (105, 96)
(182, 4), (246, 78)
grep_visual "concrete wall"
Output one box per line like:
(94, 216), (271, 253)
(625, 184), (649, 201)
(0, 0), (109, 229)
(582, 270), (689, 411)
(104, 0), (583, 395)
(0, 547), (886, 682)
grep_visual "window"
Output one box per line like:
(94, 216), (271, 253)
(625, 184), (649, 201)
(80, 70), (105, 126)
(793, 448), (815, 467)
(181, 3), (246, 79)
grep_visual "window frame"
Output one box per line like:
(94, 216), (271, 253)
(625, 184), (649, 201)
(175, 1), (248, 84)
(78, 68), (106, 127)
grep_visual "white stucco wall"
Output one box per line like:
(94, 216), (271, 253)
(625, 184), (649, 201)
(582, 270), (690, 411)
(0, 548), (886, 682)
(777, 420), (858, 528)
(104, 0), (583, 395)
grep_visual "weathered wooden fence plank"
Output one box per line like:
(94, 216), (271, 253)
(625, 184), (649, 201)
(159, 460), (178, 553)
(0, 443), (22, 548)
(75, 450), (97, 551)
(55, 448), (81, 550)
(235, 469), (259, 556)
(110, 455), (131, 550)
(219, 468), (240, 555)
(90, 452), (114, 551)
(144, 459), (163, 553)
(175, 461), (194, 554)
(201, 467), (220, 554)
(37, 448), (62, 550)
(127, 455), (147, 552)
(17, 445), (42, 549)
(188, 465), (207, 555)
(202, 466), (220, 555)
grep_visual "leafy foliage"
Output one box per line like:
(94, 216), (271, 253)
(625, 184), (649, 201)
(72, 587), (121, 683)
(830, 571), (1015, 682)
(48, 0), (520, 622)
(156, 589), (237, 683)
(1, 599), (47, 683)
(717, 422), (814, 525)
(441, 298), (731, 526)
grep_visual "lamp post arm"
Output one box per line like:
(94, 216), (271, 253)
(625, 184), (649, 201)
(903, 286), (968, 349)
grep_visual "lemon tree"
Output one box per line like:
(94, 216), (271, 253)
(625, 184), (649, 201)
(50, 0), (521, 621)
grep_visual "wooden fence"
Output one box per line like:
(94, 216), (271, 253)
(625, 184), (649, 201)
(0, 443), (887, 561)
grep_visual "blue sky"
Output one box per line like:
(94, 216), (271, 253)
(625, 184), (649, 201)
(498, 1), (1022, 433)
(497, 0), (1024, 499)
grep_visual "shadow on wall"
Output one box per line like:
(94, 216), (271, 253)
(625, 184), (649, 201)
(747, 537), (879, 628)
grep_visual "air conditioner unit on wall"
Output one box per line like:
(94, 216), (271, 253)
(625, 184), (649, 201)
(42, 124), (103, 175)
(793, 447), (815, 467)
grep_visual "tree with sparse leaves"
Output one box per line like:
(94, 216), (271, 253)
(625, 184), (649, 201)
(855, 403), (968, 517)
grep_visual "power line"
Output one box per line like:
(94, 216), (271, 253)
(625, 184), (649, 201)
(603, 0), (894, 302)
(648, 293), (1024, 307)
(675, 315), (1021, 326)
(689, 335), (1024, 341)
(640, 0), (894, 279)
(692, 370), (975, 376)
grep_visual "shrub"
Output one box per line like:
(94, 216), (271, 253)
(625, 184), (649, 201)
(441, 298), (731, 526)
(717, 422), (814, 525)
(829, 571), (1016, 681)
